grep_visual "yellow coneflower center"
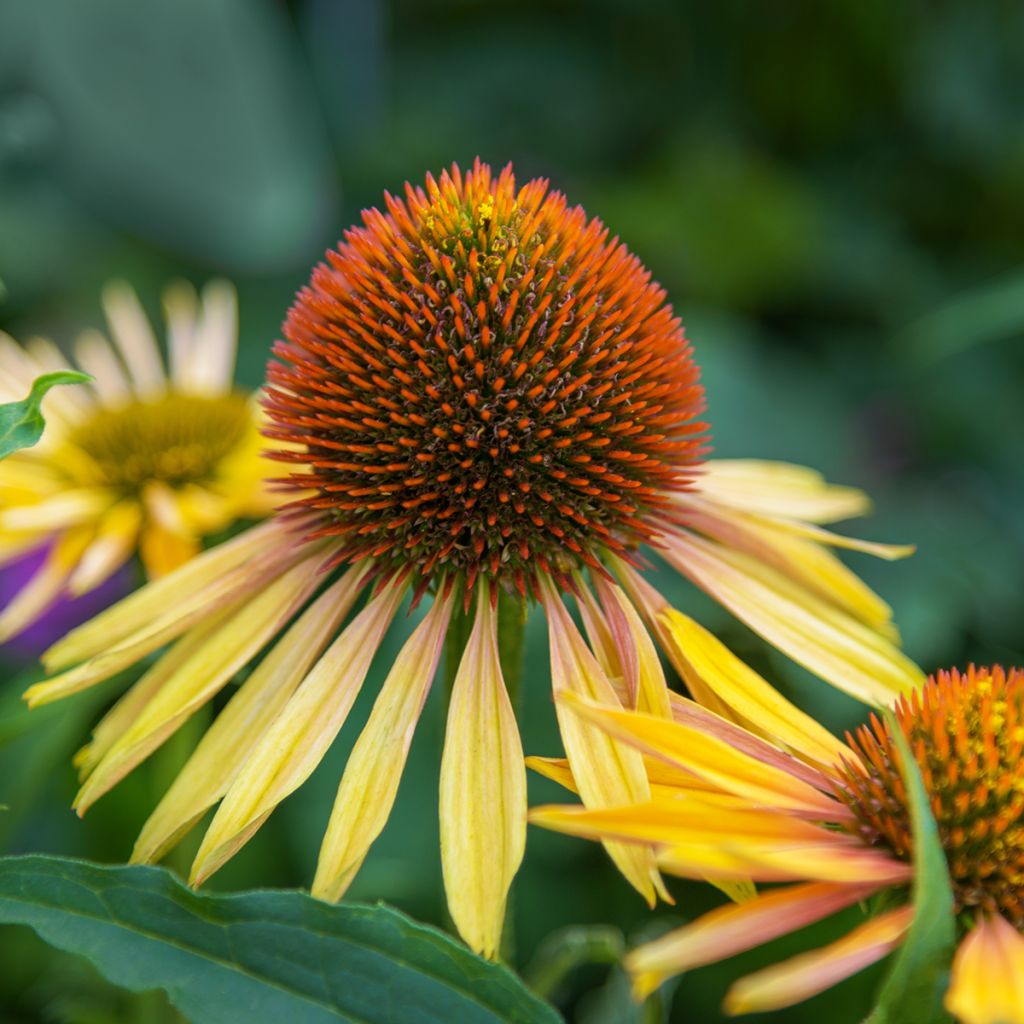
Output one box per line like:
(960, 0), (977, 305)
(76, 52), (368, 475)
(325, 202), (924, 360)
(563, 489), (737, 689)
(838, 666), (1024, 926)
(67, 393), (251, 492)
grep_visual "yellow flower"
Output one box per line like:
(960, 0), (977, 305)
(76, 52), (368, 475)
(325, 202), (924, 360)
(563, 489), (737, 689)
(0, 280), (275, 640)
(23, 161), (921, 959)
(530, 646), (1024, 1023)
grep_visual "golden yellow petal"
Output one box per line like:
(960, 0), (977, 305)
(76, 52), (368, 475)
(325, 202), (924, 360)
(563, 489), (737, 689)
(945, 915), (1024, 1024)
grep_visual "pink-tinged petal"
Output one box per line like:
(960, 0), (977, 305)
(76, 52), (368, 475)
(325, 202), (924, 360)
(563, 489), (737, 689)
(541, 579), (664, 905)
(724, 905), (912, 1015)
(593, 575), (673, 718)
(946, 915), (1024, 1024)
(557, 693), (846, 820)
(440, 588), (527, 958)
(626, 881), (882, 999)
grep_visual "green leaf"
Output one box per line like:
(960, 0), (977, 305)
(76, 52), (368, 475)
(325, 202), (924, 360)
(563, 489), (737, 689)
(0, 371), (91, 460)
(0, 855), (563, 1024)
(863, 711), (956, 1024)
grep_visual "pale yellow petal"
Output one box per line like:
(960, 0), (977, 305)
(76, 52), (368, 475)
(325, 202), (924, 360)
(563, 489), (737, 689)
(132, 565), (368, 864)
(73, 329), (132, 404)
(662, 531), (925, 705)
(697, 460), (871, 523)
(541, 579), (663, 905)
(184, 280), (238, 394)
(0, 489), (113, 532)
(440, 589), (527, 958)
(723, 906), (912, 1015)
(101, 281), (165, 396)
(312, 588), (455, 903)
(189, 578), (408, 886)
(72, 550), (325, 813)
(945, 915), (1024, 1024)
(658, 609), (849, 771)
(162, 280), (199, 387)
(42, 519), (288, 671)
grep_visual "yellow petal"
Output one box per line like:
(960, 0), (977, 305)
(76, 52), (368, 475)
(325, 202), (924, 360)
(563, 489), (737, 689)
(626, 881), (880, 1000)
(658, 609), (849, 771)
(541, 580), (663, 905)
(73, 329), (132, 403)
(439, 589), (527, 958)
(945, 915), (1024, 1024)
(189, 577), (407, 886)
(131, 565), (367, 864)
(139, 523), (201, 578)
(556, 693), (844, 820)
(184, 280), (238, 394)
(723, 905), (912, 1015)
(67, 502), (143, 596)
(697, 460), (871, 523)
(42, 519), (292, 672)
(72, 550), (325, 813)
(75, 610), (236, 779)
(0, 528), (93, 641)
(662, 531), (925, 705)
(312, 588), (454, 902)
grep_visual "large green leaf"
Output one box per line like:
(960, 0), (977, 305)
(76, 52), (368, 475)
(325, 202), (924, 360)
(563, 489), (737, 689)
(0, 856), (561, 1024)
(0, 371), (91, 460)
(863, 712), (955, 1024)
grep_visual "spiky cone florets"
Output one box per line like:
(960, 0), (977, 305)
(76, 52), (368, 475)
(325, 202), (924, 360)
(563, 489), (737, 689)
(838, 665), (1024, 926)
(264, 160), (706, 598)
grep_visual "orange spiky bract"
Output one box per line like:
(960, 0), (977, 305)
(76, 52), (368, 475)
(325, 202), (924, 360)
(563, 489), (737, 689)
(265, 160), (706, 598)
(838, 665), (1024, 926)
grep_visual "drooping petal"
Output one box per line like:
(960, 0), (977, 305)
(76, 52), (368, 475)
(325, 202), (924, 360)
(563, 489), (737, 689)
(661, 531), (924, 705)
(593, 576), (673, 718)
(696, 460), (871, 524)
(131, 565), (368, 864)
(189, 578), (408, 886)
(312, 587), (454, 903)
(556, 693), (846, 820)
(541, 579), (664, 905)
(723, 905), (913, 1015)
(71, 550), (326, 814)
(678, 493), (908, 635)
(658, 609), (850, 771)
(626, 881), (882, 1000)
(439, 589), (527, 959)
(945, 915), (1024, 1024)
(40, 520), (297, 674)
(101, 281), (165, 397)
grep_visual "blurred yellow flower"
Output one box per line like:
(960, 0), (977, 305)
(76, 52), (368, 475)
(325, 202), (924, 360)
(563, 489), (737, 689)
(0, 280), (276, 640)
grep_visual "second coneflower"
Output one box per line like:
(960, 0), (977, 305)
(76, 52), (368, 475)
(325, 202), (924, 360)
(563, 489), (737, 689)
(531, 645), (1024, 1024)
(24, 160), (921, 957)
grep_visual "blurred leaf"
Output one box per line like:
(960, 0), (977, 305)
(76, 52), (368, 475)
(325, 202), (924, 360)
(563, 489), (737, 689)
(863, 712), (954, 1024)
(898, 268), (1024, 364)
(0, 855), (563, 1024)
(523, 925), (624, 1002)
(14, 0), (335, 272)
(0, 371), (91, 460)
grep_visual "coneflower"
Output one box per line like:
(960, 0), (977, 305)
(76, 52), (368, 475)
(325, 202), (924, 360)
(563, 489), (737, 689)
(0, 280), (274, 639)
(22, 160), (921, 958)
(532, 639), (1024, 1024)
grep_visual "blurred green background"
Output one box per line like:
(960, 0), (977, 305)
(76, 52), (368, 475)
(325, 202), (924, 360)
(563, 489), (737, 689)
(1, 1), (1023, 1021)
